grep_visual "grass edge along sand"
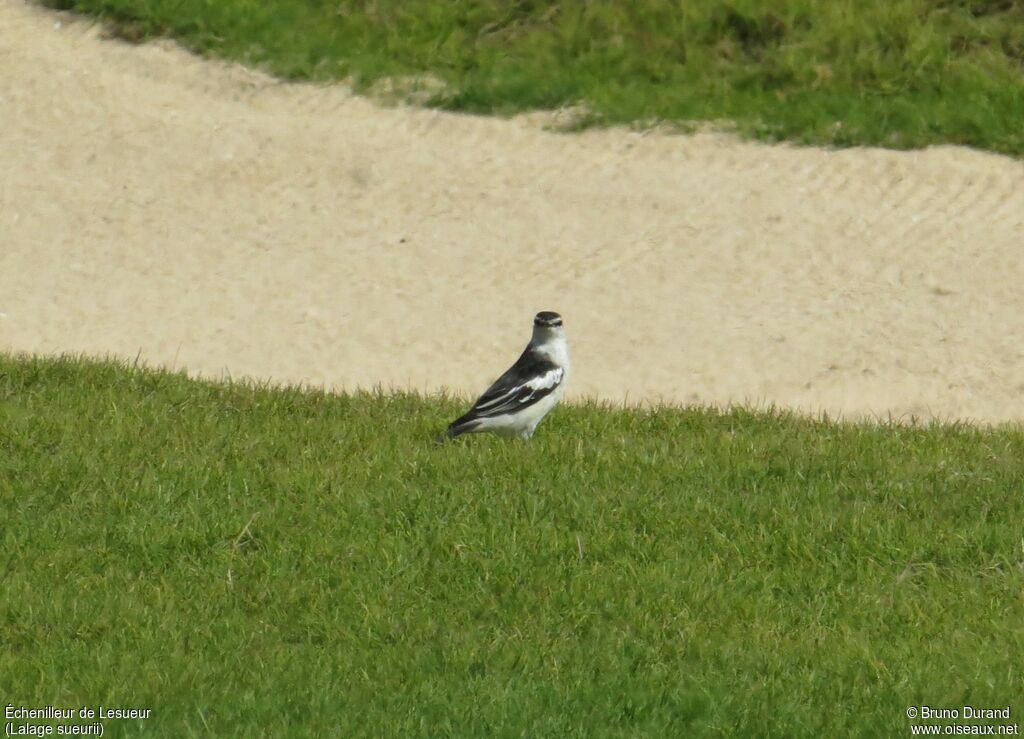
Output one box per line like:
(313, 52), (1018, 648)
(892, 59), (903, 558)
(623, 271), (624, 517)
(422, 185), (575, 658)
(34, 0), (1024, 157)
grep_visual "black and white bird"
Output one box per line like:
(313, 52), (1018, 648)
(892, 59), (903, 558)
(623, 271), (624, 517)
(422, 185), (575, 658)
(440, 311), (570, 441)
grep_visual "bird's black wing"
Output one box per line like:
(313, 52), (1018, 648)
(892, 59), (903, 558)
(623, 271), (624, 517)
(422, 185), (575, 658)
(450, 347), (564, 427)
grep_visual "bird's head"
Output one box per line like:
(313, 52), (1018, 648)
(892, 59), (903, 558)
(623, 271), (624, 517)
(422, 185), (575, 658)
(531, 311), (565, 343)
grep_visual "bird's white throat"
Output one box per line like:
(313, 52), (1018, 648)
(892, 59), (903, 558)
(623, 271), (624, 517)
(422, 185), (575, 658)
(531, 326), (571, 370)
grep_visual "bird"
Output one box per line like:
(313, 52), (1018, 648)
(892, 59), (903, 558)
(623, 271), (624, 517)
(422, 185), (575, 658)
(439, 311), (570, 441)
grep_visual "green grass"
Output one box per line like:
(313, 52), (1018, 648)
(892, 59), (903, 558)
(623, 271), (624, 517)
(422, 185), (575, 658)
(2, 353), (1022, 737)
(41, 0), (1024, 155)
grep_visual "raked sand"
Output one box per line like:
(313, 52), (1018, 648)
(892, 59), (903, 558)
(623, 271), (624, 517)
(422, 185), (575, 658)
(3, 0), (1024, 422)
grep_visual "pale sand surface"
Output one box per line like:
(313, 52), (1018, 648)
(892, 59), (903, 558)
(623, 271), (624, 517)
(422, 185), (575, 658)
(3, 1), (1024, 422)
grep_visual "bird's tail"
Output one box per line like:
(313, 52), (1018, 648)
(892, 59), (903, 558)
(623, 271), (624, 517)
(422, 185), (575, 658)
(434, 419), (478, 445)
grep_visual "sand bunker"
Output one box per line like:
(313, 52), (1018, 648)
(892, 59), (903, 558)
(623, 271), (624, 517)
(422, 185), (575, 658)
(3, 1), (1024, 422)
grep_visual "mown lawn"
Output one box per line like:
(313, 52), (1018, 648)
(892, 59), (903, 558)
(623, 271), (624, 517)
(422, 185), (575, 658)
(40, 0), (1024, 156)
(2, 354), (1022, 736)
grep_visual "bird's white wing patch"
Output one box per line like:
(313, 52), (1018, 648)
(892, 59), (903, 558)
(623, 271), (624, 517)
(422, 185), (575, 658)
(473, 366), (564, 416)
